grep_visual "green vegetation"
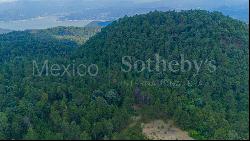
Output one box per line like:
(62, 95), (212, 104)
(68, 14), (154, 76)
(0, 10), (249, 140)
(29, 26), (101, 45)
(112, 123), (146, 140)
(85, 21), (112, 28)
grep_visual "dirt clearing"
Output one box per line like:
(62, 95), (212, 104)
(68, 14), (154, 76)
(142, 120), (193, 140)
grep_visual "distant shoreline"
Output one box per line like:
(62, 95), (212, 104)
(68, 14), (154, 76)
(0, 16), (94, 31)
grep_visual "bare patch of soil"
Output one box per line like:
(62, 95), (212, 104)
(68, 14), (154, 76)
(142, 120), (193, 140)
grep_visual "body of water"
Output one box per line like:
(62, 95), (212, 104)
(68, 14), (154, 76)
(0, 16), (92, 31)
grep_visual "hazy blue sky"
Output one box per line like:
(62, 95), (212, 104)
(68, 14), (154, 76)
(0, 0), (16, 3)
(0, 0), (248, 4)
(0, 0), (159, 3)
(0, 0), (248, 10)
(0, 0), (248, 30)
(0, 0), (248, 22)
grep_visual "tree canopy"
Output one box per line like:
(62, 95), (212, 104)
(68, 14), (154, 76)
(0, 10), (249, 140)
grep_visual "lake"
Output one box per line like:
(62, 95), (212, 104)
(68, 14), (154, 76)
(0, 16), (92, 31)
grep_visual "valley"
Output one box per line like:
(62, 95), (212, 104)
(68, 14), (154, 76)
(0, 16), (92, 31)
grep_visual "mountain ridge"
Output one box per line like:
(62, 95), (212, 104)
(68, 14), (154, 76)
(0, 10), (249, 140)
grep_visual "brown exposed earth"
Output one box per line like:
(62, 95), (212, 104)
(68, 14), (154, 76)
(142, 120), (193, 140)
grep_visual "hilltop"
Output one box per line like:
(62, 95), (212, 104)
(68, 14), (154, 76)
(0, 10), (249, 140)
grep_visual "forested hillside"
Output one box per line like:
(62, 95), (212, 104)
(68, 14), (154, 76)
(28, 26), (101, 45)
(0, 10), (249, 140)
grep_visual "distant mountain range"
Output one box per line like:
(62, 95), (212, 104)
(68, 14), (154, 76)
(85, 21), (112, 28)
(0, 28), (12, 34)
(0, 0), (248, 22)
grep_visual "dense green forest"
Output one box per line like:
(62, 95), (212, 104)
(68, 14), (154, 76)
(0, 10), (249, 140)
